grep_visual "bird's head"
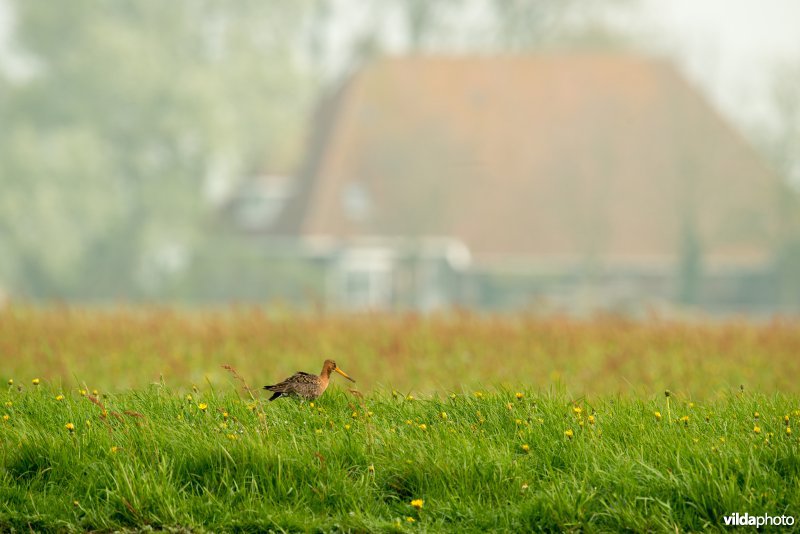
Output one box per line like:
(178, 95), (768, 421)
(323, 359), (355, 382)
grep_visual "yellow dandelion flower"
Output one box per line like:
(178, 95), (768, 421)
(222, 412), (229, 419)
(32, 378), (40, 386)
(515, 418), (522, 425)
(440, 412), (448, 420)
(418, 423), (427, 431)
(92, 389), (99, 396)
(79, 389), (87, 396)
(309, 402), (314, 408)
(474, 391), (483, 399)
(65, 422), (75, 432)
(787, 427), (792, 436)
(410, 499), (424, 510)
(572, 406), (582, 415)
(654, 411), (662, 421)
(449, 393), (456, 399)
(55, 395), (64, 401)
(689, 402), (695, 409)
(406, 517), (416, 523)
(515, 392), (524, 400)
(198, 403), (208, 411)
(588, 415), (595, 425)
(784, 415), (790, 426)
(344, 424), (351, 430)
(352, 411), (359, 419)
(680, 415), (689, 425)
(7, 379), (12, 386)
(368, 464), (375, 473)
(521, 443), (530, 452)
(227, 433), (238, 440)
(754, 412), (760, 420)
(754, 425), (761, 434)
(186, 394), (193, 401)
(406, 395), (414, 401)
(406, 419), (413, 425)
(110, 446), (119, 453)
(2, 414), (9, 421)
(565, 429), (574, 439)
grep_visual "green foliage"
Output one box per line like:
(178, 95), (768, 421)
(1, 384), (798, 531)
(0, 1), (313, 299)
(170, 243), (326, 303)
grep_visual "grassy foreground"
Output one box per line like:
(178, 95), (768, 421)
(2, 382), (799, 532)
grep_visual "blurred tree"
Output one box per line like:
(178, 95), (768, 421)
(756, 66), (800, 311)
(490, 0), (579, 50)
(0, 0), (312, 299)
(761, 66), (800, 188)
(488, 0), (634, 51)
(394, 0), (464, 51)
(677, 217), (702, 306)
(303, 0), (634, 81)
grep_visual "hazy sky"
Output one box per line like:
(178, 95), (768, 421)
(1, 0), (797, 132)
(633, 0), (800, 131)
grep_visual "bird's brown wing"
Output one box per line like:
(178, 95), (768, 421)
(264, 371), (315, 392)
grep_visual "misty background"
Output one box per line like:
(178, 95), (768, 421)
(0, 0), (798, 314)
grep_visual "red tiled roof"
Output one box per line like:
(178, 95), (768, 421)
(286, 54), (779, 266)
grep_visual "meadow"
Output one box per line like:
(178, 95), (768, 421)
(3, 306), (800, 396)
(1, 307), (800, 532)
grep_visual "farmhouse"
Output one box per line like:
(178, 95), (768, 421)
(236, 54), (780, 312)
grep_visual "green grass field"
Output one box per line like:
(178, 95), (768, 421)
(2, 308), (800, 532)
(2, 384), (799, 532)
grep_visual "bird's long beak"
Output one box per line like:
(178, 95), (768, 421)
(335, 367), (356, 382)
